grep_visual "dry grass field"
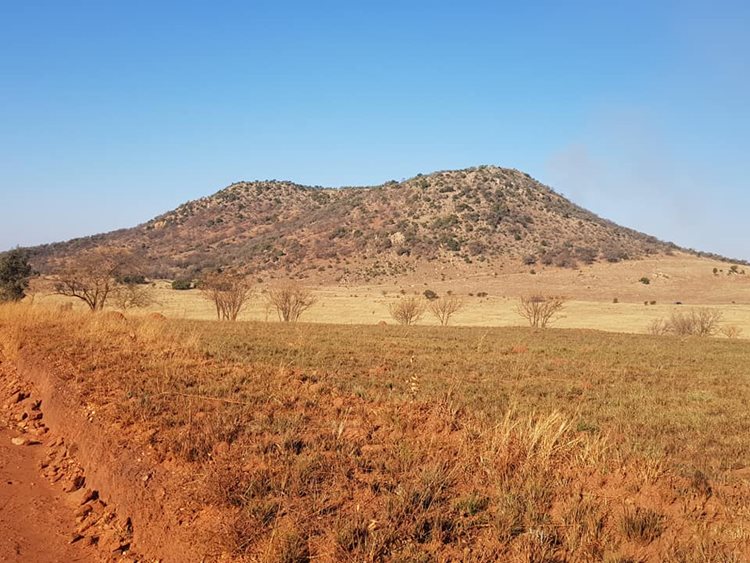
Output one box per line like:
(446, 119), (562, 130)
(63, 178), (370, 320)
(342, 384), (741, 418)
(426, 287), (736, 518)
(2, 301), (750, 561)
(33, 254), (750, 338)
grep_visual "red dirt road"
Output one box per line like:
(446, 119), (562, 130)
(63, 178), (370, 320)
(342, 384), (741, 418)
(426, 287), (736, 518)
(0, 428), (95, 562)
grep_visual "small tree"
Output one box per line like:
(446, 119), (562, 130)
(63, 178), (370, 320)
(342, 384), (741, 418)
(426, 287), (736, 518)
(389, 296), (426, 326)
(517, 295), (565, 328)
(112, 282), (157, 311)
(200, 271), (253, 321)
(267, 282), (316, 322)
(54, 248), (137, 311)
(428, 295), (464, 326)
(0, 248), (33, 302)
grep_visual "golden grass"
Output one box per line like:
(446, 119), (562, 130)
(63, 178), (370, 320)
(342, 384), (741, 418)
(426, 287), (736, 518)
(30, 283), (750, 340)
(2, 302), (750, 561)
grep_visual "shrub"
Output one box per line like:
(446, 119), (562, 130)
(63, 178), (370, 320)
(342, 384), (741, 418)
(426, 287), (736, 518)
(389, 296), (426, 325)
(671, 308), (723, 336)
(553, 249), (578, 269)
(423, 289), (439, 301)
(602, 246), (628, 263)
(172, 279), (193, 290)
(639, 277), (650, 285)
(517, 295), (566, 328)
(116, 274), (147, 285)
(200, 271), (253, 321)
(267, 282), (316, 322)
(647, 318), (670, 336)
(648, 308), (723, 337)
(428, 295), (464, 326)
(721, 325), (743, 339)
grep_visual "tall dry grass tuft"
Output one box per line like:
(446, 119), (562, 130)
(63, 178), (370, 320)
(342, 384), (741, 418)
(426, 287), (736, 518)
(484, 411), (600, 477)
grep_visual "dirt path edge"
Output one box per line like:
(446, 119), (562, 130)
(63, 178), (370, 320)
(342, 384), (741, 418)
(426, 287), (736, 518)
(17, 356), (204, 562)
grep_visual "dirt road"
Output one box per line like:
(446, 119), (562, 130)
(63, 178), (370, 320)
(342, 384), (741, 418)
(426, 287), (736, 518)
(0, 428), (95, 562)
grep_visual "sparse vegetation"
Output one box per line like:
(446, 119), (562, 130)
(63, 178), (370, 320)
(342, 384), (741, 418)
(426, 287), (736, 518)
(722, 325), (743, 339)
(428, 294), (464, 326)
(199, 271), (253, 321)
(648, 307), (724, 337)
(2, 307), (750, 560)
(26, 166), (692, 282)
(389, 296), (426, 325)
(266, 282), (316, 322)
(517, 294), (566, 328)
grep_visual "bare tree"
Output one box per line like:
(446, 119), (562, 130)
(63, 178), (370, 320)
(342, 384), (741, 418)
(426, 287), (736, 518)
(517, 295), (565, 328)
(428, 295), (464, 326)
(200, 271), (253, 321)
(267, 282), (316, 322)
(389, 296), (426, 326)
(54, 248), (137, 312)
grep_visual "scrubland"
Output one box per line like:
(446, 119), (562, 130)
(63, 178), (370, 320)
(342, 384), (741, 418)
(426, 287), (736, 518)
(1, 303), (750, 561)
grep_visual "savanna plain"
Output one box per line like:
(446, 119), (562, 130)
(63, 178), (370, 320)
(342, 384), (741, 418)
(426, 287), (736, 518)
(2, 251), (750, 562)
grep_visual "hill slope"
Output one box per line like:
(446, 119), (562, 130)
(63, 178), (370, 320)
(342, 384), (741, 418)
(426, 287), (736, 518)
(30, 166), (681, 282)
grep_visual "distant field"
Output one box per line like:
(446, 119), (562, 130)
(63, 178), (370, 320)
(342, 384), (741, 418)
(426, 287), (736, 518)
(2, 304), (750, 560)
(33, 254), (750, 338)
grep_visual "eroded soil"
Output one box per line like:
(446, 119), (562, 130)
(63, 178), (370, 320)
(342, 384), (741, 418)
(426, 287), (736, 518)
(0, 427), (95, 562)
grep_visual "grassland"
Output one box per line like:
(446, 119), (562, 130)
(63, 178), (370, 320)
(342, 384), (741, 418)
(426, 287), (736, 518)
(32, 254), (750, 338)
(2, 303), (750, 561)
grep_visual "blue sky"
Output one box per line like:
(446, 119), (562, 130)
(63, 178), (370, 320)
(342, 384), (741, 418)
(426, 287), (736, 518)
(1, 1), (748, 259)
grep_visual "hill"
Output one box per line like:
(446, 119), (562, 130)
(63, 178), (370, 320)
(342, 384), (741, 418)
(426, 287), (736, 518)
(29, 165), (687, 282)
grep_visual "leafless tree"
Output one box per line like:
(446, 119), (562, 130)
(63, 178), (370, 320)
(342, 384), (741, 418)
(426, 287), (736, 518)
(428, 295), (464, 326)
(389, 296), (426, 326)
(54, 248), (138, 312)
(517, 295), (565, 328)
(668, 308), (723, 336)
(267, 282), (316, 322)
(200, 271), (253, 321)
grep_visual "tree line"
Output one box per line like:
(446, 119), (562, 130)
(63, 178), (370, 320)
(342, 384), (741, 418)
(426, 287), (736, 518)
(0, 247), (566, 327)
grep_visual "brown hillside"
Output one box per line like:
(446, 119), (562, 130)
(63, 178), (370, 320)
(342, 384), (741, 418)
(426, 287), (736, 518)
(30, 166), (682, 281)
